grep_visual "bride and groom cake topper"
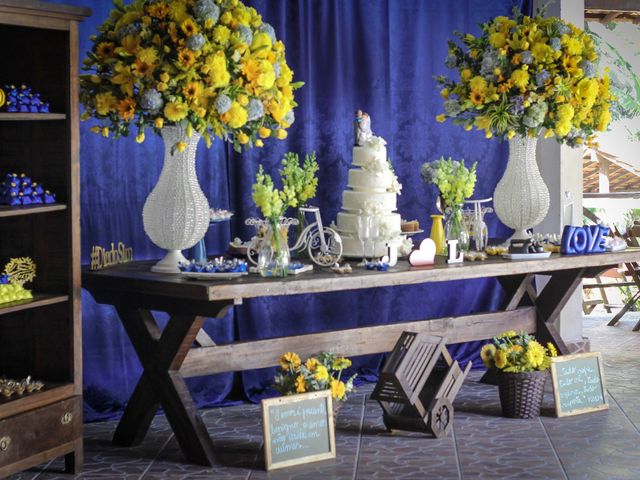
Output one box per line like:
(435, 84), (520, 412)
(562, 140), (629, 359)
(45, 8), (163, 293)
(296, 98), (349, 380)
(354, 109), (373, 146)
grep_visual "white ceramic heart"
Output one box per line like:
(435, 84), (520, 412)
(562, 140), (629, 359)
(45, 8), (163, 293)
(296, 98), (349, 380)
(408, 238), (436, 266)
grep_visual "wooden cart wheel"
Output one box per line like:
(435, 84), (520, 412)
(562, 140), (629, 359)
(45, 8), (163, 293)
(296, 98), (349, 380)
(426, 398), (453, 438)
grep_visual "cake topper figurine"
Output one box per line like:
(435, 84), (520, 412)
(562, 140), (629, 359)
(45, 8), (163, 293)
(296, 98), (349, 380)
(354, 109), (373, 146)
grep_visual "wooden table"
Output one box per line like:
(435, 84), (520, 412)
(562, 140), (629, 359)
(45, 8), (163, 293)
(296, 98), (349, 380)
(82, 250), (640, 466)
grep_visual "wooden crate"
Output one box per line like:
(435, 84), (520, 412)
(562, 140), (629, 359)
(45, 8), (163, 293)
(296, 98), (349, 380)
(371, 332), (471, 438)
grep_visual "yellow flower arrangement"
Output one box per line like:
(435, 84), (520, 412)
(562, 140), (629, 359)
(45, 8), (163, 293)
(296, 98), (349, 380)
(80, 0), (303, 152)
(274, 351), (357, 402)
(481, 331), (556, 373)
(436, 7), (612, 146)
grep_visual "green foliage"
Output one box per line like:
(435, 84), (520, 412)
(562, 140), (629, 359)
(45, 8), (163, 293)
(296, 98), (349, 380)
(420, 157), (477, 208)
(279, 151), (319, 209)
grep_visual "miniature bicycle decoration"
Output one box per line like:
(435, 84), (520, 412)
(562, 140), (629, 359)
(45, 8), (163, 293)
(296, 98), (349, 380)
(245, 207), (342, 267)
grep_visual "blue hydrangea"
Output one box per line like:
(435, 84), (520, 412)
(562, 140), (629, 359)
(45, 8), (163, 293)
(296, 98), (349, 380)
(140, 89), (163, 112)
(445, 54), (458, 69)
(117, 23), (140, 42)
(258, 23), (276, 43)
(273, 61), (281, 78)
(554, 22), (571, 36)
(247, 99), (264, 121)
(480, 49), (499, 76)
(237, 25), (253, 45)
(536, 70), (550, 88)
(520, 51), (533, 65)
(284, 109), (295, 126)
(523, 101), (548, 128)
(550, 37), (562, 51)
(580, 60), (596, 78)
(510, 95), (525, 116)
(186, 33), (206, 51)
(215, 94), (232, 114)
(443, 99), (461, 117)
(194, 0), (220, 24)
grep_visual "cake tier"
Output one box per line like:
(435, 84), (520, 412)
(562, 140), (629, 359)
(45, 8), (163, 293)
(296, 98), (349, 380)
(340, 235), (392, 258)
(342, 190), (396, 212)
(347, 168), (394, 192)
(336, 211), (401, 235)
(353, 144), (387, 168)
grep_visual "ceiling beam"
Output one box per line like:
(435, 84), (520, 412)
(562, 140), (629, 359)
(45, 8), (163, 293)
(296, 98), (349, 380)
(585, 0), (640, 12)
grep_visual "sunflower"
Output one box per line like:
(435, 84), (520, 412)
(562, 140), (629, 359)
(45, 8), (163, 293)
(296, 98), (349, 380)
(470, 90), (485, 106)
(314, 365), (329, 382)
(96, 42), (115, 58)
(183, 82), (203, 102)
(305, 357), (320, 371)
(330, 379), (346, 400)
(132, 60), (154, 78)
(177, 48), (196, 68)
(180, 18), (199, 37)
(279, 351), (301, 370)
(480, 344), (496, 368)
(547, 342), (558, 357)
(147, 2), (169, 19)
(117, 98), (136, 121)
(494, 349), (508, 369)
(295, 374), (306, 393)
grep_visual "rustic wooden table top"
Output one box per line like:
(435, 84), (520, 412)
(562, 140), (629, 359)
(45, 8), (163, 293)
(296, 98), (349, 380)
(81, 249), (640, 302)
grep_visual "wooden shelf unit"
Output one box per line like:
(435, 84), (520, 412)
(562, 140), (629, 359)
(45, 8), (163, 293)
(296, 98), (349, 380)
(0, 1), (90, 477)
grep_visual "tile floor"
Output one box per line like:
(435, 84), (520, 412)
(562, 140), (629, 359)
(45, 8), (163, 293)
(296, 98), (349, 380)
(10, 313), (640, 480)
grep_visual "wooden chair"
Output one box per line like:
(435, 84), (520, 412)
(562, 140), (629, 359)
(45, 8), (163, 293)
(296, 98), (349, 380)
(581, 210), (640, 329)
(607, 224), (640, 330)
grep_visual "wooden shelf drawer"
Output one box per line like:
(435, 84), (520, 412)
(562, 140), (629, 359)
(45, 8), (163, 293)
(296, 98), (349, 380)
(0, 396), (81, 471)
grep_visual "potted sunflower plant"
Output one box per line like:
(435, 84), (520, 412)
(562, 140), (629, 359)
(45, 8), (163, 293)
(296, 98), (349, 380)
(481, 331), (557, 418)
(274, 351), (357, 421)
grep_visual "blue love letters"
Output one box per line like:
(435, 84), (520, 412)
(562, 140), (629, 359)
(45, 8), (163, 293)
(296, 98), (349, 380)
(561, 225), (609, 255)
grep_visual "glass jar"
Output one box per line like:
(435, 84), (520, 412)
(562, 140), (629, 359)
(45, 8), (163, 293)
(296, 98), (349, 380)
(445, 205), (469, 252)
(258, 218), (291, 277)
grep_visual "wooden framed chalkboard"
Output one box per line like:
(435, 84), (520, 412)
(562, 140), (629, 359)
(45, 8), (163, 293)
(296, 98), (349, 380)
(550, 352), (608, 417)
(262, 390), (336, 471)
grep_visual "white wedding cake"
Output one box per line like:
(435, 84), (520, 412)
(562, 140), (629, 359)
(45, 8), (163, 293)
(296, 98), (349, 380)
(335, 136), (404, 257)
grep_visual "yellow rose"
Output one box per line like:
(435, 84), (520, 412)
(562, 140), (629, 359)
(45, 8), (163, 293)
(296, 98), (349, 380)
(221, 102), (247, 129)
(135, 132), (145, 143)
(237, 94), (249, 106)
(255, 139), (264, 147)
(237, 131), (249, 144)
(469, 76), (487, 92)
(89, 125), (100, 134)
(276, 129), (287, 140)
(440, 88), (450, 99)
(258, 126), (271, 138)
(101, 126), (110, 138)
(154, 117), (164, 129)
(489, 32), (506, 49)
(436, 114), (447, 123)
(494, 349), (507, 369)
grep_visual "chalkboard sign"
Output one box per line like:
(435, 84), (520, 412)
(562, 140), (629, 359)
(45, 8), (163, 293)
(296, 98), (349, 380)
(261, 390), (336, 471)
(550, 352), (608, 417)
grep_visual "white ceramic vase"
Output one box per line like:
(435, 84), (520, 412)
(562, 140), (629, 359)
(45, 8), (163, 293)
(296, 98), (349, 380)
(142, 126), (210, 273)
(493, 134), (550, 240)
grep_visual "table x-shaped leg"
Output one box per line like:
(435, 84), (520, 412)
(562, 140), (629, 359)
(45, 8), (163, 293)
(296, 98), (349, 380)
(112, 307), (215, 466)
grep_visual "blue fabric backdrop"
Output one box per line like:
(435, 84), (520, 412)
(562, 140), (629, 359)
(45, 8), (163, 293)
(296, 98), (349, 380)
(48, 0), (530, 421)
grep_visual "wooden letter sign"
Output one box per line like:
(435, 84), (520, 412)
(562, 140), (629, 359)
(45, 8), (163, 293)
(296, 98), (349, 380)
(550, 352), (608, 417)
(262, 390), (336, 471)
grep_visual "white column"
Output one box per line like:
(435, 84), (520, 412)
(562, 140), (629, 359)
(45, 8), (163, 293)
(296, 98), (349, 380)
(534, 0), (586, 344)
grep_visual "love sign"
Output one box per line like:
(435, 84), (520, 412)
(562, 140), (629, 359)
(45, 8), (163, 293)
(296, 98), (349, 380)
(561, 225), (609, 255)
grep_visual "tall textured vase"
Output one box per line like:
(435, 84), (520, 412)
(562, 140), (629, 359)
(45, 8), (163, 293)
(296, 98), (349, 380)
(493, 135), (550, 240)
(142, 126), (210, 273)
